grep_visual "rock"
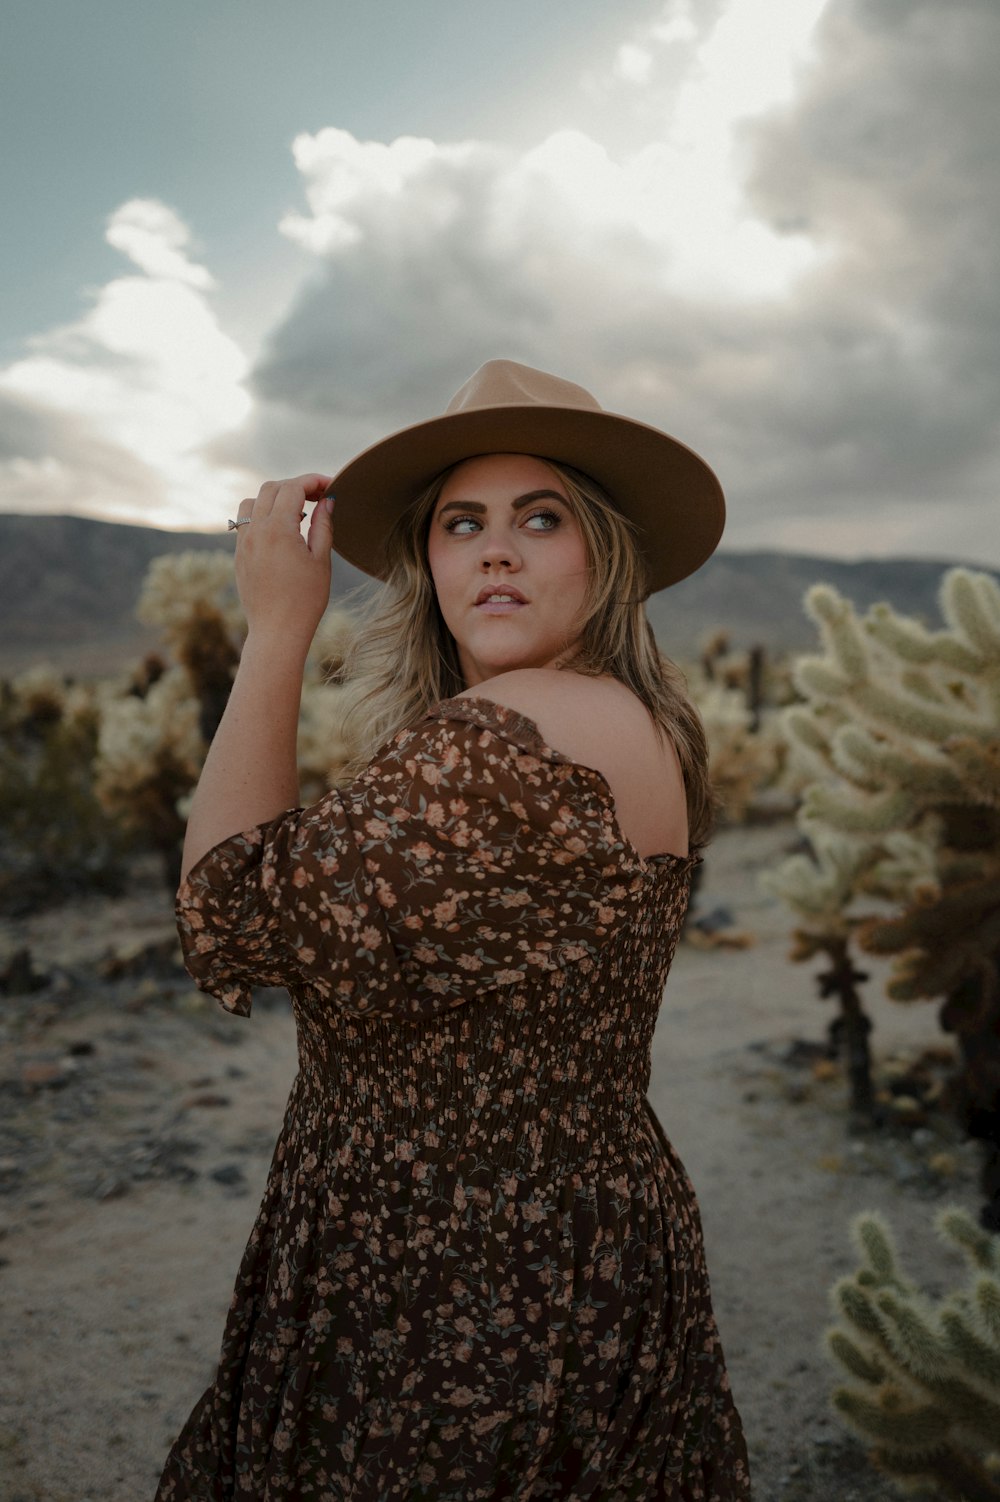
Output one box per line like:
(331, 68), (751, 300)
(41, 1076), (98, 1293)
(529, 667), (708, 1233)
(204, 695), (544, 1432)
(889, 1093), (925, 1124)
(98, 934), (180, 980)
(95, 1176), (130, 1201)
(66, 1039), (96, 1057)
(125, 977), (165, 1012)
(690, 904), (735, 934)
(0, 947), (48, 995)
(20, 1059), (73, 1090)
(210, 1164), (246, 1187)
(181, 1092), (231, 1110)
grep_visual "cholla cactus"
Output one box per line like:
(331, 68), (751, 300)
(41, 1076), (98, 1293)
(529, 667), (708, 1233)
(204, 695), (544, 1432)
(137, 551), (245, 651)
(769, 569), (1000, 1207)
(137, 551), (242, 740)
(762, 830), (875, 1114)
(297, 684), (362, 804)
(697, 681), (785, 823)
(94, 666), (205, 884)
(0, 670), (126, 910)
(826, 1206), (1000, 1499)
(688, 637), (792, 823)
(96, 551), (364, 882)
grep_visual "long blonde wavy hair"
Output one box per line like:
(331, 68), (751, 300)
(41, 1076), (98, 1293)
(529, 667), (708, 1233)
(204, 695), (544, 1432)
(337, 458), (714, 847)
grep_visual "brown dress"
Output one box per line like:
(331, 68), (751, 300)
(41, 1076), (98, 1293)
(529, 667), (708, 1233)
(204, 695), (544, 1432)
(155, 696), (749, 1501)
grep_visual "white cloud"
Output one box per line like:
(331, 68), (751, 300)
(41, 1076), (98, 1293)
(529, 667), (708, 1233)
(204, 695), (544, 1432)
(231, 0), (998, 565)
(2, 0), (997, 567)
(0, 200), (254, 528)
(104, 199), (215, 290)
(614, 43), (655, 86)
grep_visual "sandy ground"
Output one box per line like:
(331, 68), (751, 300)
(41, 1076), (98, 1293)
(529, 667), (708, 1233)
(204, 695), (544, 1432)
(0, 823), (983, 1502)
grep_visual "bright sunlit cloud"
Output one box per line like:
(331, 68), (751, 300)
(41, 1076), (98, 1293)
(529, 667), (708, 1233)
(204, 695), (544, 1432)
(0, 200), (254, 527)
(589, 0), (833, 297)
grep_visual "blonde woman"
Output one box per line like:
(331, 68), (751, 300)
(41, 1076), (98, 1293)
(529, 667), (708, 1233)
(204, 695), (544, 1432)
(156, 361), (750, 1500)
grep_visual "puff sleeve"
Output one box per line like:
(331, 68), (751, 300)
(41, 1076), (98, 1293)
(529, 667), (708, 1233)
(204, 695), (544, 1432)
(175, 699), (645, 1020)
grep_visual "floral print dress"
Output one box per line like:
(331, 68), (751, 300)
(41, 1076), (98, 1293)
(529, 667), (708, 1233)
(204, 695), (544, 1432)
(155, 695), (749, 1501)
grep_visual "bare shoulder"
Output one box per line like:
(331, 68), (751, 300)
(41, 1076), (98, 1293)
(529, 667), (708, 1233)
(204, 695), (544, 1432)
(457, 669), (689, 859)
(458, 669), (646, 755)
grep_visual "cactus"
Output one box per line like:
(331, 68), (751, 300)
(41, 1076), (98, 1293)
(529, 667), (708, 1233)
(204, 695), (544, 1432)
(0, 668), (129, 912)
(94, 552), (363, 885)
(826, 1207), (1000, 1500)
(761, 829), (876, 1115)
(689, 636), (793, 824)
(768, 568), (1000, 1220)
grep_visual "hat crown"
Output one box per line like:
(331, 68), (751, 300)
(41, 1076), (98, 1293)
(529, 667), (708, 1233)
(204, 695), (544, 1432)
(445, 359), (604, 417)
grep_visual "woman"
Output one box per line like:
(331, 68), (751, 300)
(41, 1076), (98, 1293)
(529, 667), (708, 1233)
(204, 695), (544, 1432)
(156, 361), (750, 1500)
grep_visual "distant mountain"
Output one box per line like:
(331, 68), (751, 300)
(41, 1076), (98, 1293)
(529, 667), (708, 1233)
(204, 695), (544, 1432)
(0, 513), (993, 678)
(0, 514), (372, 677)
(644, 549), (992, 661)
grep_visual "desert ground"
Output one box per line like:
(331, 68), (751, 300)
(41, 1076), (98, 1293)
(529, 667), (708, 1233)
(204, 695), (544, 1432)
(0, 820), (982, 1501)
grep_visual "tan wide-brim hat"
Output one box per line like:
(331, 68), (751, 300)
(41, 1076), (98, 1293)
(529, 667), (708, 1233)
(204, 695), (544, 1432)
(327, 359), (725, 593)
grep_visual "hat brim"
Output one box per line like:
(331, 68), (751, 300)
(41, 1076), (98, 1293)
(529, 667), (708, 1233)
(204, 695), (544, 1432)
(329, 405), (725, 592)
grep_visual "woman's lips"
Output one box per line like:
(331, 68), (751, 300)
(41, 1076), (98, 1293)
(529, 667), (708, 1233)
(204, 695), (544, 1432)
(477, 588), (528, 606)
(471, 585), (525, 609)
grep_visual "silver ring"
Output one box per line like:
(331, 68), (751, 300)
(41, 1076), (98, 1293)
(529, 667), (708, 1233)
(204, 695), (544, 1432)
(227, 517), (250, 531)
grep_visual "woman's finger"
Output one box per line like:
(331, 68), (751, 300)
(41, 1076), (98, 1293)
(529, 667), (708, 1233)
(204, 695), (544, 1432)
(254, 474), (333, 525)
(273, 474), (334, 528)
(251, 480), (281, 519)
(306, 492), (335, 557)
(231, 496), (254, 539)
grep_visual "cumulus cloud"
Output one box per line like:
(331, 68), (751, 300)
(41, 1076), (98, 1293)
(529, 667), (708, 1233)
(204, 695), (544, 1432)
(0, 199), (254, 529)
(731, 0), (1000, 527)
(3, 0), (996, 564)
(104, 199), (215, 290)
(0, 388), (160, 523)
(233, 0), (998, 563)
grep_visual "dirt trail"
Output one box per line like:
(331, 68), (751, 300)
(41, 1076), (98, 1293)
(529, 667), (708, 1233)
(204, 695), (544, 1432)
(0, 827), (981, 1501)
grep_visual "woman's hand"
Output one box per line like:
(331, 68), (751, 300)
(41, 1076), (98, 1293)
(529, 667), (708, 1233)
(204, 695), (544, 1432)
(180, 474), (333, 878)
(233, 474), (335, 651)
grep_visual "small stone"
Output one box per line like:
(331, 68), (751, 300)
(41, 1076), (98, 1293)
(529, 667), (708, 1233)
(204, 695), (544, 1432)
(691, 904), (735, 934)
(181, 1092), (231, 1110)
(176, 991), (209, 1015)
(928, 1152), (958, 1179)
(20, 1060), (71, 1090)
(0, 947), (48, 994)
(95, 1177), (131, 1201)
(125, 977), (163, 1012)
(98, 935), (180, 980)
(211, 1164), (246, 1187)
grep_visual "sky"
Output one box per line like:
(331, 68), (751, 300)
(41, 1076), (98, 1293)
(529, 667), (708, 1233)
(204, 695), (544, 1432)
(1, 0), (996, 564)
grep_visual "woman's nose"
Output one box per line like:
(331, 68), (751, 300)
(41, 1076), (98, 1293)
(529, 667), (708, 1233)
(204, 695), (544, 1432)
(478, 532), (521, 570)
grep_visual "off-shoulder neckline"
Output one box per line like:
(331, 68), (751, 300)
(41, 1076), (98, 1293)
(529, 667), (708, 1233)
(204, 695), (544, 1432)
(428, 693), (701, 879)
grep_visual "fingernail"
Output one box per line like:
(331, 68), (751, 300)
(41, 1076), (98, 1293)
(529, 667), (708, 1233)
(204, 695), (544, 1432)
(324, 495), (334, 513)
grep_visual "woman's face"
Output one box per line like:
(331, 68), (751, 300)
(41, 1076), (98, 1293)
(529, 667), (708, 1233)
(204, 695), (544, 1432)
(426, 453), (591, 688)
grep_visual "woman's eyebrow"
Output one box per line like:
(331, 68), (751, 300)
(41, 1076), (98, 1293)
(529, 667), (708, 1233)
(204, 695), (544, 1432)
(437, 489), (567, 516)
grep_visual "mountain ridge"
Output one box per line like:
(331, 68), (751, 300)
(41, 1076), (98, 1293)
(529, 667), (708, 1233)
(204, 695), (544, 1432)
(1, 512), (993, 678)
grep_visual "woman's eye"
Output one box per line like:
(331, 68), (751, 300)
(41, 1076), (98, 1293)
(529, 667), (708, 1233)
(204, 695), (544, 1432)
(525, 509), (560, 531)
(443, 515), (481, 535)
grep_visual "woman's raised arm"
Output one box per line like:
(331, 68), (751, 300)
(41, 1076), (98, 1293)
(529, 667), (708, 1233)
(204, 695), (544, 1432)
(180, 474), (335, 882)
